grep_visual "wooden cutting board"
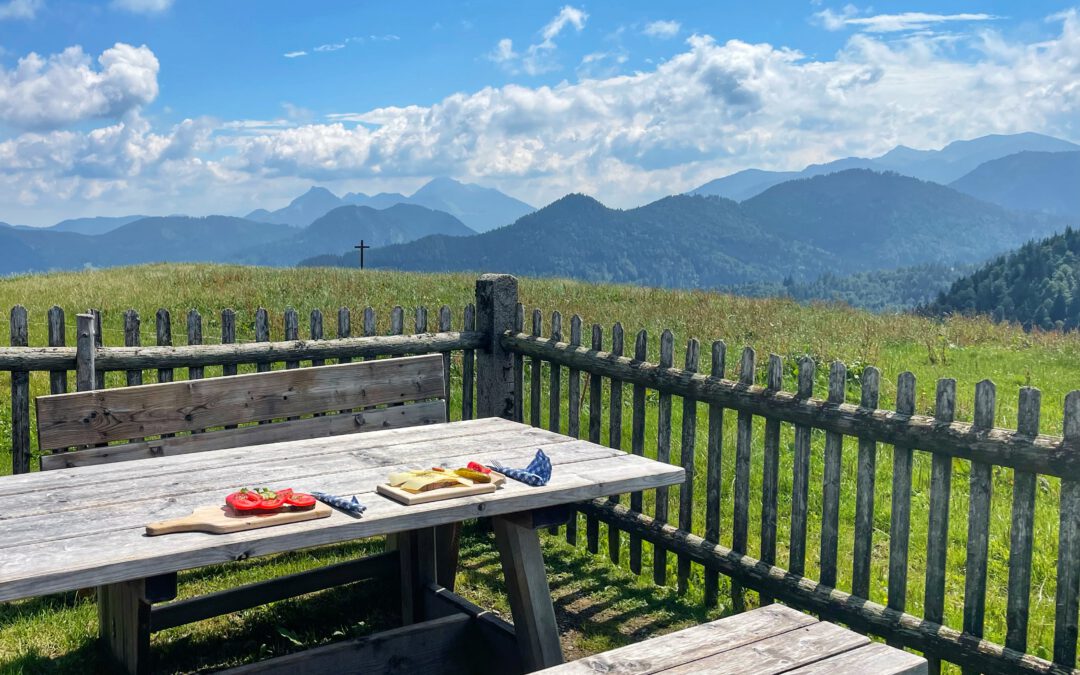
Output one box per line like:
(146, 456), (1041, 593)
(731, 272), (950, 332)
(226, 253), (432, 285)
(145, 502), (332, 536)
(377, 472), (506, 505)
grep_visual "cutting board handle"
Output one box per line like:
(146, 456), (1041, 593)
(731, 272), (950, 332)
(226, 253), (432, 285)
(146, 508), (227, 536)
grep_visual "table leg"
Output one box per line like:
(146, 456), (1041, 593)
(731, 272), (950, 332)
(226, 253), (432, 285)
(493, 512), (564, 670)
(390, 527), (440, 624)
(435, 522), (461, 592)
(98, 579), (152, 675)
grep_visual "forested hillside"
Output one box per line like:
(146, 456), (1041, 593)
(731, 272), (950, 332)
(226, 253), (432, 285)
(926, 228), (1080, 330)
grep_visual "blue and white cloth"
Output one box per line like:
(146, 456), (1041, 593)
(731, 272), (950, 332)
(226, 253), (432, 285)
(311, 491), (367, 516)
(490, 449), (552, 486)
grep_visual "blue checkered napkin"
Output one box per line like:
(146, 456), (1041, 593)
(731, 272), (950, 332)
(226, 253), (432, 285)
(310, 491), (367, 516)
(490, 449), (552, 486)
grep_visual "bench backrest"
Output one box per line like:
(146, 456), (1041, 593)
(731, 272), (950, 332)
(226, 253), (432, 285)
(36, 354), (446, 470)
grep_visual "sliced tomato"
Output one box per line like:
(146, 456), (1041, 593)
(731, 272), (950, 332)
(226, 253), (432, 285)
(226, 491), (262, 511)
(467, 461), (491, 475)
(286, 492), (316, 508)
(257, 496), (285, 510)
(276, 488), (294, 498)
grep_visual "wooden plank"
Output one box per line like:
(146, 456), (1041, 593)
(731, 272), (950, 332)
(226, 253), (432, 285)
(629, 329), (647, 574)
(535, 604), (818, 674)
(76, 312), (97, 392)
(310, 309), (325, 368)
(40, 399), (445, 469)
(584, 499), (1061, 675)
(501, 333), (1080, 480)
(415, 305), (428, 334)
(283, 307), (299, 420)
(759, 353), (782, 604)
(513, 304), (524, 423)
(654, 329), (675, 585)
(423, 585), (521, 671)
(963, 379), (996, 665)
(156, 308), (173, 384)
(1006, 387), (1040, 653)
(925, 378), (956, 675)
(221, 309), (237, 376)
(789, 356), (814, 577)
(820, 360), (847, 588)
(220, 613), (476, 675)
(493, 511), (564, 670)
(462, 304), (475, 421)
(853, 366), (881, 599)
(785, 643), (928, 675)
(10, 305), (30, 474)
(440, 306), (453, 421)
(391, 305), (404, 338)
(1054, 391), (1080, 667)
(151, 552), (397, 632)
(475, 274), (518, 421)
(662, 621), (869, 674)
(565, 316), (581, 546)
(98, 578), (151, 675)
(549, 312), (562, 434)
(124, 310), (142, 386)
(336, 306), (351, 365)
(187, 309), (204, 381)
(48, 305), (67, 395)
(92, 308), (104, 390)
(586, 323), (603, 554)
(888, 372), (916, 625)
(254, 307), (270, 374)
(608, 322), (624, 566)
(528, 309), (540, 427)
(732, 346), (755, 609)
(363, 306), (376, 359)
(677, 338), (700, 595)
(704, 339), (726, 606)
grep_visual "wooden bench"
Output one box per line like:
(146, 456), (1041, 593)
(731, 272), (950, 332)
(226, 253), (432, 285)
(34, 354), (448, 672)
(537, 604), (927, 675)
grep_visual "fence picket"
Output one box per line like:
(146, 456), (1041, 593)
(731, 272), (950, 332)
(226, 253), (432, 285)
(1054, 391), (1080, 667)
(337, 307), (351, 365)
(513, 304), (524, 423)
(391, 306), (404, 339)
(124, 310), (142, 386)
(962, 379), (995, 669)
(221, 309), (237, 376)
(10, 306), (29, 474)
(586, 324), (604, 554)
(567, 315), (583, 546)
(47, 306), (67, 396)
(732, 346), (756, 610)
(820, 360), (847, 588)
(363, 307), (376, 360)
(156, 309), (173, 386)
(759, 353), (782, 604)
(255, 308), (270, 374)
(415, 306), (427, 334)
(654, 329), (675, 585)
(1006, 387), (1040, 652)
(704, 339), (726, 607)
(925, 378), (956, 675)
(528, 309), (541, 427)
(789, 357), (815, 576)
(92, 309), (103, 389)
(608, 322), (624, 565)
(548, 311), (563, 535)
(852, 366), (881, 600)
(677, 338), (700, 596)
(887, 371), (916, 629)
(440, 306), (453, 421)
(629, 329), (647, 575)
(463, 304), (476, 420)
(187, 309), (204, 381)
(310, 309), (325, 367)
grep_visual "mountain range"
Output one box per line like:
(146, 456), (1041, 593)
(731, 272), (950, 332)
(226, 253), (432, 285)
(245, 177), (535, 232)
(692, 132), (1080, 202)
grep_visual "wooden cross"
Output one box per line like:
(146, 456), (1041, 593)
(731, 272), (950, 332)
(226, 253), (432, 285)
(354, 240), (370, 269)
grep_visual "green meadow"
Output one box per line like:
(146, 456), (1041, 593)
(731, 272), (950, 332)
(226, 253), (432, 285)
(3, 263), (1079, 672)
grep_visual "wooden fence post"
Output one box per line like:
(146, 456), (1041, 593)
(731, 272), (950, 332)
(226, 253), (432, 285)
(475, 274), (518, 420)
(10, 305), (29, 474)
(76, 313), (97, 392)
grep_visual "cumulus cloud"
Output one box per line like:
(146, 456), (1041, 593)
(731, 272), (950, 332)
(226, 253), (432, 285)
(0, 43), (159, 131)
(490, 5), (588, 75)
(643, 20), (681, 38)
(814, 6), (998, 33)
(110, 0), (173, 14)
(0, 0), (42, 20)
(283, 50), (307, 58)
(314, 43), (345, 52)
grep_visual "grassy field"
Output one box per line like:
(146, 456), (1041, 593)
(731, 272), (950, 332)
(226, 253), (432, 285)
(3, 263), (1080, 672)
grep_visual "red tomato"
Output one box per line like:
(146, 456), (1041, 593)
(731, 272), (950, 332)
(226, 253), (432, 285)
(226, 491), (262, 511)
(467, 461), (491, 475)
(277, 488), (294, 498)
(286, 493), (316, 508)
(257, 496), (285, 510)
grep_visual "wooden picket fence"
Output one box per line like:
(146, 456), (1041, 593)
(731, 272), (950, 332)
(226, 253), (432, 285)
(2, 273), (1079, 674)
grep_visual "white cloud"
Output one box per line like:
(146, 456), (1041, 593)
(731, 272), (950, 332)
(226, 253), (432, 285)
(0, 0), (42, 20)
(0, 43), (159, 131)
(110, 0), (173, 14)
(643, 20), (681, 38)
(3, 10), (1080, 224)
(490, 5), (588, 75)
(283, 50), (307, 58)
(314, 43), (345, 52)
(814, 6), (999, 33)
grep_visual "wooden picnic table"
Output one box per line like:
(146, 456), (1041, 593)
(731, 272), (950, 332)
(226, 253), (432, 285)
(0, 417), (683, 674)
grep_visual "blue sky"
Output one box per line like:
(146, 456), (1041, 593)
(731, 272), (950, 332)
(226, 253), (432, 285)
(1, 0), (1078, 225)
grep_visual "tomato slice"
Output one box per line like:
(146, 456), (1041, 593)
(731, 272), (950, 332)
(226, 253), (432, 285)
(277, 488), (294, 498)
(257, 496), (285, 510)
(226, 491), (262, 511)
(467, 461), (491, 475)
(286, 492), (316, 508)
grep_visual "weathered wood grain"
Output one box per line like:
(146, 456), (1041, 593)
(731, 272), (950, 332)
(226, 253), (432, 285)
(789, 357), (814, 577)
(757, 353), (782, 604)
(608, 322), (624, 565)
(47, 305), (67, 395)
(888, 372), (916, 623)
(587, 323), (603, 554)
(1007, 387), (1040, 652)
(464, 303), (477, 421)
(440, 306), (453, 421)
(654, 329), (675, 585)
(254, 308), (270, 374)
(513, 304), (524, 423)
(629, 329), (647, 575)
(124, 310), (142, 386)
(853, 366), (881, 600)
(156, 309), (174, 383)
(1054, 391), (1080, 667)
(568, 314), (582, 442)
(98, 578), (151, 675)
(677, 338), (699, 595)
(221, 309), (237, 376)
(963, 379), (996, 662)
(310, 309), (325, 369)
(336, 307), (350, 365)
(187, 309), (204, 381)
(529, 309), (541, 427)
(92, 309), (103, 390)
(10, 305), (29, 473)
(37, 354), (445, 449)
(704, 339), (726, 606)
(785, 643), (928, 674)
(76, 312), (97, 392)
(500, 334), (1080, 479)
(820, 361), (846, 588)
(549, 312), (562, 433)
(476, 274), (518, 420)
(732, 346), (755, 609)
(925, 378), (956, 675)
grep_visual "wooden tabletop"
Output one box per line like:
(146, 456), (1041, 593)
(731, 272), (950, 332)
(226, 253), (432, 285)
(537, 604), (926, 675)
(0, 418), (684, 603)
